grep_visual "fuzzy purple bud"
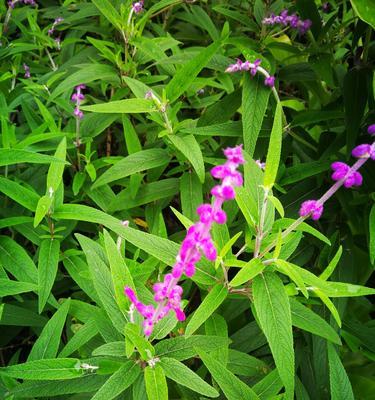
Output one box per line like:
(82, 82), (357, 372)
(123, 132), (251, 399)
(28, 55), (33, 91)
(23, 63), (30, 79)
(331, 162), (362, 188)
(352, 144), (375, 160)
(299, 200), (324, 220)
(368, 124), (375, 136)
(264, 76), (275, 87)
(132, 1), (143, 13)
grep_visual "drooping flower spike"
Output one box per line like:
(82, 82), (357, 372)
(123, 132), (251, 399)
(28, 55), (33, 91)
(225, 58), (276, 88)
(299, 125), (374, 220)
(263, 10), (312, 34)
(124, 145), (245, 336)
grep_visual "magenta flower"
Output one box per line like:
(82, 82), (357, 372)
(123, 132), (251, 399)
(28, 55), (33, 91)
(263, 10), (312, 34)
(299, 200), (324, 220)
(264, 76), (275, 87)
(124, 145), (245, 336)
(352, 144), (375, 160)
(72, 84), (85, 119)
(331, 162), (362, 188)
(368, 124), (375, 135)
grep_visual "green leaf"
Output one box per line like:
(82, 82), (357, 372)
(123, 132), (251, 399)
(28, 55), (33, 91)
(125, 323), (155, 361)
(230, 258), (264, 287)
(10, 375), (107, 398)
(144, 365), (168, 400)
(370, 204), (375, 264)
(81, 98), (156, 114)
(154, 335), (229, 361)
(38, 239), (60, 313)
(91, 0), (122, 30)
(50, 64), (120, 100)
(185, 285), (228, 337)
(92, 149), (170, 188)
(0, 149), (65, 167)
(196, 348), (259, 400)
(59, 319), (99, 358)
(274, 259), (308, 298)
(0, 359), (84, 380)
(0, 304), (47, 327)
(34, 195), (53, 228)
(320, 246), (343, 281)
(0, 236), (38, 283)
(328, 343), (355, 400)
(166, 41), (221, 103)
(180, 172), (203, 221)
(76, 234), (127, 333)
(268, 195), (284, 218)
(206, 315), (229, 368)
(290, 298), (341, 345)
(263, 102), (283, 189)
(54, 204), (179, 266)
(227, 349), (267, 377)
(169, 135), (205, 183)
(28, 299), (70, 361)
(350, 0), (375, 29)
(103, 230), (135, 312)
(313, 288), (341, 327)
(242, 74), (270, 157)
(0, 279), (37, 296)
(92, 362), (140, 400)
(322, 281), (375, 298)
(253, 272), (294, 398)
(0, 177), (39, 211)
(253, 369), (283, 398)
(160, 357), (219, 398)
(46, 137), (66, 193)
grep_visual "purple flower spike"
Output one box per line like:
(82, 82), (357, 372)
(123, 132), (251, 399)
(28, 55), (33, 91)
(331, 162), (362, 188)
(299, 200), (323, 220)
(124, 145), (244, 336)
(368, 124), (375, 136)
(263, 10), (311, 35)
(72, 85), (85, 119)
(264, 76), (275, 87)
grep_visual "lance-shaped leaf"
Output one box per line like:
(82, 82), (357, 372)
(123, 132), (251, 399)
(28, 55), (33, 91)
(253, 272), (294, 399)
(144, 364), (168, 400)
(185, 285), (228, 337)
(263, 102), (283, 189)
(38, 239), (60, 313)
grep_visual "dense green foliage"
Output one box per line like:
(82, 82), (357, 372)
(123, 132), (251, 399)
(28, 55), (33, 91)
(0, 0), (374, 399)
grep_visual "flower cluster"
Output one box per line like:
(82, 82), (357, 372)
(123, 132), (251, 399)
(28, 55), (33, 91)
(71, 84), (85, 119)
(263, 10), (312, 34)
(48, 17), (63, 36)
(225, 59), (275, 88)
(132, 1), (144, 14)
(8, 0), (35, 8)
(124, 145), (245, 336)
(23, 63), (30, 79)
(299, 126), (374, 220)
